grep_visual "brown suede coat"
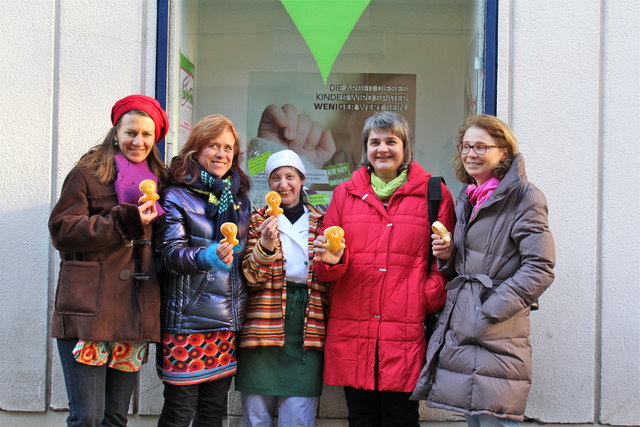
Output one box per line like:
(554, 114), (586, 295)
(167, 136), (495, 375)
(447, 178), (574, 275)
(49, 166), (160, 342)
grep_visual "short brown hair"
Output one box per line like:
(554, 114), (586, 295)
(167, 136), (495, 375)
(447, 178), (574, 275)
(452, 114), (519, 184)
(360, 111), (414, 172)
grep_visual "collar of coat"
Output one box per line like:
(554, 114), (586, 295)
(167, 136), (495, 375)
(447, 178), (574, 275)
(344, 161), (430, 199)
(457, 153), (528, 209)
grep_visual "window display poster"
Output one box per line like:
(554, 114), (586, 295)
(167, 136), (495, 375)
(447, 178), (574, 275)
(179, 53), (195, 147)
(245, 72), (416, 208)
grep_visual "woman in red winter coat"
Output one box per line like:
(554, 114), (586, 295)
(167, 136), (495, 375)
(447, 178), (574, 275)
(313, 111), (455, 426)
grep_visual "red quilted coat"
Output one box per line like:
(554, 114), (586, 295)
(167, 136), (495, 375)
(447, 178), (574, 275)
(315, 162), (455, 392)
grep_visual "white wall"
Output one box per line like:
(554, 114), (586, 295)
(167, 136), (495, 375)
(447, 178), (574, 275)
(599, 1), (640, 425)
(0, 0), (157, 413)
(0, 0), (55, 412)
(497, 0), (640, 425)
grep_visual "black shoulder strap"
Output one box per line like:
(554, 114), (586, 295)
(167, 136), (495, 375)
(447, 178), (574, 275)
(426, 177), (445, 275)
(428, 176), (443, 227)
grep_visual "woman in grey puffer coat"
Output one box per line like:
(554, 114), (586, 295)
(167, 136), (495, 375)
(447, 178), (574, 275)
(411, 115), (555, 426)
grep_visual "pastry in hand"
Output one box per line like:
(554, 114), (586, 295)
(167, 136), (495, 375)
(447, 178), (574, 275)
(265, 191), (284, 217)
(220, 222), (239, 246)
(431, 221), (451, 245)
(138, 179), (160, 204)
(323, 226), (346, 254)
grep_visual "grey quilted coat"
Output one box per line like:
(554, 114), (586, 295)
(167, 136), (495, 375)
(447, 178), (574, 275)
(411, 154), (555, 421)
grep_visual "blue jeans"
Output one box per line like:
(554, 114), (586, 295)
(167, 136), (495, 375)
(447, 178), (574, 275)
(466, 414), (521, 427)
(241, 393), (318, 427)
(57, 339), (138, 427)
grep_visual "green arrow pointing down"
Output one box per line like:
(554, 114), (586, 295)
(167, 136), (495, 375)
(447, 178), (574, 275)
(280, 0), (371, 84)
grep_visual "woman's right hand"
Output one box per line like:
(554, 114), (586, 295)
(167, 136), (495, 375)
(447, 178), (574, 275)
(313, 235), (344, 265)
(259, 215), (279, 252)
(138, 200), (158, 225)
(432, 233), (453, 260)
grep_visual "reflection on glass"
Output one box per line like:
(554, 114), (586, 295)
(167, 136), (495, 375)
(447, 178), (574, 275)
(170, 0), (487, 202)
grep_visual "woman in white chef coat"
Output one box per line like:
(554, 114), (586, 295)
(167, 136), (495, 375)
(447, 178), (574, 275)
(235, 150), (330, 427)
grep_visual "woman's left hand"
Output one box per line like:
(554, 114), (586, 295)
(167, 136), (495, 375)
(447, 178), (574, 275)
(216, 242), (234, 265)
(138, 200), (158, 225)
(313, 235), (344, 265)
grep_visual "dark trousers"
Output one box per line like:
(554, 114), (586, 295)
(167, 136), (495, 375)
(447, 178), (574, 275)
(57, 339), (138, 427)
(344, 387), (419, 427)
(157, 376), (233, 427)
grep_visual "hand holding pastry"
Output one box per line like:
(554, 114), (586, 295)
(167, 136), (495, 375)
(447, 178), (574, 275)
(258, 215), (279, 252)
(216, 242), (234, 266)
(322, 226), (346, 254)
(431, 221), (453, 260)
(138, 179), (160, 204)
(138, 200), (158, 225)
(431, 221), (451, 245)
(313, 234), (345, 265)
(220, 222), (239, 246)
(265, 191), (284, 217)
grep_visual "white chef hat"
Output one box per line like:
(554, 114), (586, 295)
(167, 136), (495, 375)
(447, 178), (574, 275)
(264, 150), (306, 179)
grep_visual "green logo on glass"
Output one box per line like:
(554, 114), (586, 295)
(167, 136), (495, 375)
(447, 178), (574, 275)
(280, 0), (371, 84)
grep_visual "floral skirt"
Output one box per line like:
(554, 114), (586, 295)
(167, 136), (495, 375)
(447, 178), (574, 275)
(73, 341), (147, 372)
(157, 331), (237, 385)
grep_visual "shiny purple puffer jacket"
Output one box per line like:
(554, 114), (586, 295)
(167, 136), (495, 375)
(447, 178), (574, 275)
(154, 184), (250, 334)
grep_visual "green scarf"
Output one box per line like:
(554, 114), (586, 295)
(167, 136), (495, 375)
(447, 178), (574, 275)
(370, 169), (408, 201)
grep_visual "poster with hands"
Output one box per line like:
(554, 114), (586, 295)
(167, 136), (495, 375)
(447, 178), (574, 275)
(246, 71), (416, 208)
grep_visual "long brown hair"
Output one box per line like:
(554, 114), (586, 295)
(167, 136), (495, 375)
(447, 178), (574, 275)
(169, 114), (251, 196)
(452, 114), (519, 185)
(76, 109), (169, 187)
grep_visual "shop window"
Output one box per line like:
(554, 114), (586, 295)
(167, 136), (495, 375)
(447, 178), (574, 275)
(159, 0), (495, 201)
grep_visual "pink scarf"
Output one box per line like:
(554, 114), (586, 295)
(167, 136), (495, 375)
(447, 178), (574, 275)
(113, 153), (165, 218)
(466, 176), (500, 219)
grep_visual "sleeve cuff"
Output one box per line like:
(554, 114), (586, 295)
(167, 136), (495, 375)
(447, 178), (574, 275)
(195, 243), (232, 271)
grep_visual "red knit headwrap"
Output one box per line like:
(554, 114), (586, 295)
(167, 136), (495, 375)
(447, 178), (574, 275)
(111, 94), (169, 142)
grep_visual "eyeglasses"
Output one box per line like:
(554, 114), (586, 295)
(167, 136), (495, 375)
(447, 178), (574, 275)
(456, 143), (499, 155)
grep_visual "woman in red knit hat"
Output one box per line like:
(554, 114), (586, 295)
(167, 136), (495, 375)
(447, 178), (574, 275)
(49, 94), (169, 427)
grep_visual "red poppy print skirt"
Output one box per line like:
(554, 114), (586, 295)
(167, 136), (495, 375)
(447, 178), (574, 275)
(157, 331), (237, 385)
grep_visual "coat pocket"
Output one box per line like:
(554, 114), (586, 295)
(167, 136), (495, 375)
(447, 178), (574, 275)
(54, 261), (102, 315)
(183, 273), (210, 316)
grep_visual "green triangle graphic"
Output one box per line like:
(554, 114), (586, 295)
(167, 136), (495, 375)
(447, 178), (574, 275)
(280, 0), (371, 84)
